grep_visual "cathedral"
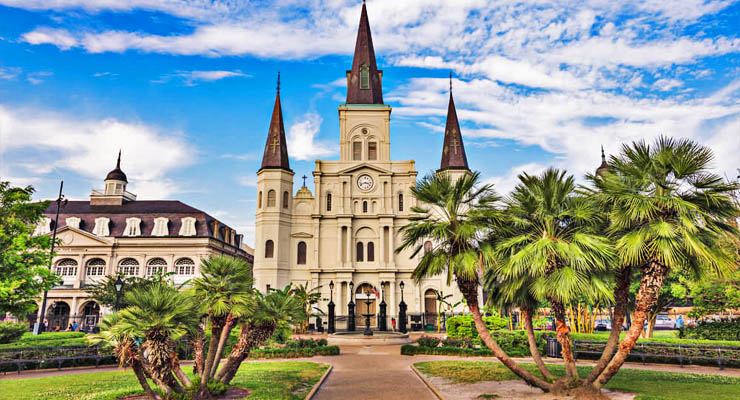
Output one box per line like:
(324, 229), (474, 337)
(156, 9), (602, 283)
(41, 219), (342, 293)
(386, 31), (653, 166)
(253, 1), (474, 330)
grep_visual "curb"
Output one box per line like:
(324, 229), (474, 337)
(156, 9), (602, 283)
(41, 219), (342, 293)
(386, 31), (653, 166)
(306, 364), (333, 400)
(410, 364), (445, 400)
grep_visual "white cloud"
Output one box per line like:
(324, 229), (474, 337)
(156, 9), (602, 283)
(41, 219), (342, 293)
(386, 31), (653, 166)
(154, 70), (250, 86)
(0, 67), (21, 80)
(26, 71), (53, 85)
(0, 104), (195, 199)
(236, 175), (257, 187)
(484, 162), (549, 197)
(22, 27), (78, 50)
(287, 113), (337, 161)
(653, 78), (683, 91)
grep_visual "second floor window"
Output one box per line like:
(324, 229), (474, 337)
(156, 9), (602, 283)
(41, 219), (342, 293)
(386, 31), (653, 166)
(327, 193), (332, 211)
(353, 141), (362, 160)
(265, 240), (274, 258)
(398, 193), (404, 212)
(356, 242), (364, 262)
(368, 141), (377, 160)
(86, 258), (106, 276)
(297, 241), (307, 265)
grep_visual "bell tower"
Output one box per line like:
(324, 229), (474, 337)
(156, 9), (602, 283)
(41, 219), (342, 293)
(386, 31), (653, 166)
(437, 74), (471, 182)
(254, 74), (295, 292)
(339, 0), (391, 164)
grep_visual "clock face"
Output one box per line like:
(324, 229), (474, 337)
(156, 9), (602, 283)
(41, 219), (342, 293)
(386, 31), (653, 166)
(357, 174), (374, 191)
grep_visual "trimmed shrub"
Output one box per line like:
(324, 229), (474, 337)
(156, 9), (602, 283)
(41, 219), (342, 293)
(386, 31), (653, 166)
(442, 337), (473, 348)
(0, 322), (29, 344)
(250, 345), (339, 359)
(679, 319), (740, 341)
(417, 335), (441, 348)
(317, 338), (328, 346)
(297, 338), (319, 348)
(446, 315), (509, 342)
(270, 320), (292, 344)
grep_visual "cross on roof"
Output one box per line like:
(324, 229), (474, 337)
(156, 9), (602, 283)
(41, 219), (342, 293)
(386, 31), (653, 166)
(270, 136), (280, 154)
(302, 175), (308, 187)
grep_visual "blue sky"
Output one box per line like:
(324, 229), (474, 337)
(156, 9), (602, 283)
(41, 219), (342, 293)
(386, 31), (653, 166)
(1, 0), (739, 245)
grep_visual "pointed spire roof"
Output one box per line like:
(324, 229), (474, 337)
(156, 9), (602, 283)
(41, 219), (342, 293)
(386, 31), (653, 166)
(439, 75), (469, 171)
(596, 145), (609, 175)
(260, 73), (291, 171)
(346, 0), (383, 104)
(105, 150), (128, 182)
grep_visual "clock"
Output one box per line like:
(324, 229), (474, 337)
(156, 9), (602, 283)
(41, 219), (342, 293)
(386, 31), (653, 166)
(357, 174), (374, 191)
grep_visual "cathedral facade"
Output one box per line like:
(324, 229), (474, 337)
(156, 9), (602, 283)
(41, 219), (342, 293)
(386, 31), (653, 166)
(253, 2), (473, 329)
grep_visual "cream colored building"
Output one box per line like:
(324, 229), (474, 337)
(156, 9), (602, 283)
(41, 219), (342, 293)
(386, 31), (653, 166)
(35, 154), (252, 331)
(253, 2), (475, 330)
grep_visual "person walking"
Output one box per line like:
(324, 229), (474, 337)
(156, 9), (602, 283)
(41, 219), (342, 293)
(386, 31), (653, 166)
(391, 317), (396, 332)
(72, 321), (79, 332)
(676, 315), (684, 329)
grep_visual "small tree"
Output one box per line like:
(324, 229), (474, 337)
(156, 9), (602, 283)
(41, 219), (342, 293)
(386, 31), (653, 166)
(0, 181), (59, 317)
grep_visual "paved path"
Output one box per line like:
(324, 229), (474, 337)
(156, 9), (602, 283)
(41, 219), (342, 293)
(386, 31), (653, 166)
(310, 344), (437, 400)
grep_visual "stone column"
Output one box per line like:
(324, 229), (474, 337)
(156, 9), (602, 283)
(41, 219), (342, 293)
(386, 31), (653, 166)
(346, 226), (352, 268)
(379, 225), (386, 268)
(389, 280), (396, 320)
(388, 225), (395, 266)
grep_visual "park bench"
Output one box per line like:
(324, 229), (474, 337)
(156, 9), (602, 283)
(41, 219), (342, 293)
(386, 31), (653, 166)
(0, 344), (115, 375)
(545, 338), (740, 369)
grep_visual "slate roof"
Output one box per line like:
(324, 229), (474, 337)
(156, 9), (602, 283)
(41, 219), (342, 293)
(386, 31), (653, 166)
(346, 1), (383, 104)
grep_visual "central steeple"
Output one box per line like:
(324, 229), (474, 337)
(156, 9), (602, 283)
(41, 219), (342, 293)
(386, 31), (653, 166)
(346, 0), (383, 104)
(439, 75), (469, 171)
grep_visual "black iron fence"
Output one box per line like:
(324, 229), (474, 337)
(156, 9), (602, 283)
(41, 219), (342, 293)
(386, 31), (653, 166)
(545, 337), (740, 369)
(0, 344), (115, 374)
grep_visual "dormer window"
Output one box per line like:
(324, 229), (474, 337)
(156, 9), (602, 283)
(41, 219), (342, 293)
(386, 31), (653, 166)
(66, 217), (81, 230)
(93, 217), (110, 236)
(152, 217), (169, 236)
(34, 217), (52, 235)
(179, 217), (196, 236)
(360, 64), (369, 89)
(124, 217), (141, 237)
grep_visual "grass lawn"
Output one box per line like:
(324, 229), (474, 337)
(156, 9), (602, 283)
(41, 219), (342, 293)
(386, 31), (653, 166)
(0, 361), (328, 400)
(414, 360), (740, 400)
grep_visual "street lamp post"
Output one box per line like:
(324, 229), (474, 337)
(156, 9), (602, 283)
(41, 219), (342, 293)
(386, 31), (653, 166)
(34, 181), (67, 335)
(114, 275), (124, 311)
(328, 280), (335, 334)
(398, 281), (407, 333)
(348, 281), (355, 331)
(378, 281), (387, 331)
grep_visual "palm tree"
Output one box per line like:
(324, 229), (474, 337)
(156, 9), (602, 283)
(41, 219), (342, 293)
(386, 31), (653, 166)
(496, 168), (615, 381)
(90, 313), (162, 400)
(215, 288), (306, 384)
(115, 282), (200, 396)
(289, 282), (323, 333)
(397, 171), (552, 391)
(587, 137), (739, 389)
(483, 271), (554, 381)
(433, 290), (453, 333)
(191, 255), (254, 392)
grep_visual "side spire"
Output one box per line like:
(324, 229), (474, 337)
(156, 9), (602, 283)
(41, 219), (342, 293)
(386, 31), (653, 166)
(346, 0), (383, 104)
(596, 145), (609, 175)
(260, 73), (291, 171)
(439, 75), (469, 171)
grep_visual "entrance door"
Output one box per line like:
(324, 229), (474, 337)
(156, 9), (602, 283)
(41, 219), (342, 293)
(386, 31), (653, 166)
(81, 302), (100, 330)
(424, 289), (437, 330)
(47, 302), (70, 331)
(355, 284), (377, 327)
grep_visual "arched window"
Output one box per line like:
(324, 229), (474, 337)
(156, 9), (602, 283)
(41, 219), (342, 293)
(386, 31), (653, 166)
(367, 242), (375, 262)
(360, 64), (370, 89)
(353, 141), (362, 160)
(424, 241), (433, 254)
(86, 258), (106, 276)
(368, 141), (377, 160)
(398, 193), (404, 212)
(356, 242), (364, 262)
(258, 191), (262, 208)
(297, 241), (307, 265)
(267, 190), (276, 207)
(283, 191), (289, 209)
(146, 258), (167, 277)
(118, 258), (140, 277)
(326, 193), (332, 211)
(56, 259), (78, 276)
(265, 240), (274, 258)
(175, 258), (196, 275)
(362, 201), (368, 213)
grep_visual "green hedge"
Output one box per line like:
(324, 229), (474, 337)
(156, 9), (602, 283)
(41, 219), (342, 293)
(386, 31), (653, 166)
(0, 322), (26, 344)
(570, 332), (740, 347)
(0, 332), (87, 349)
(249, 346), (339, 359)
(446, 315), (509, 343)
(402, 344), (495, 357)
(679, 319), (740, 341)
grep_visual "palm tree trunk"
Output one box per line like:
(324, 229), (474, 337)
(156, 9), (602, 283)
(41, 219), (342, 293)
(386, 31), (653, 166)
(215, 322), (276, 384)
(210, 314), (236, 377)
(521, 309), (553, 380)
(191, 326), (206, 376)
(201, 318), (222, 383)
(647, 314), (656, 338)
(592, 261), (669, 389)
(132, 358), (162, 400)
(586, 266), (631, 383)
(550, 299), (578, 379)
(458, 279), (552, 392)
(171, 355), (191, 388)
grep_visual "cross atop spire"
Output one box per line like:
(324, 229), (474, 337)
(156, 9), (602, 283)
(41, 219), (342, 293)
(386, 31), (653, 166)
(116, 149), (121, 169)
(601, 145), (606, 162)
(346, 0), (383, 104)
(439, 79), (469, 172)
(260, 75), (291, 172)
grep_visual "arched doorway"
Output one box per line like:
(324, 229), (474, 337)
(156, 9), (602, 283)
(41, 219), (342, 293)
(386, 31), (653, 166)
(80, 301), (100, 330)
(355, 283), (377, 327)
(46, 301), (70, 331)
(424, 289), (438, 330)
